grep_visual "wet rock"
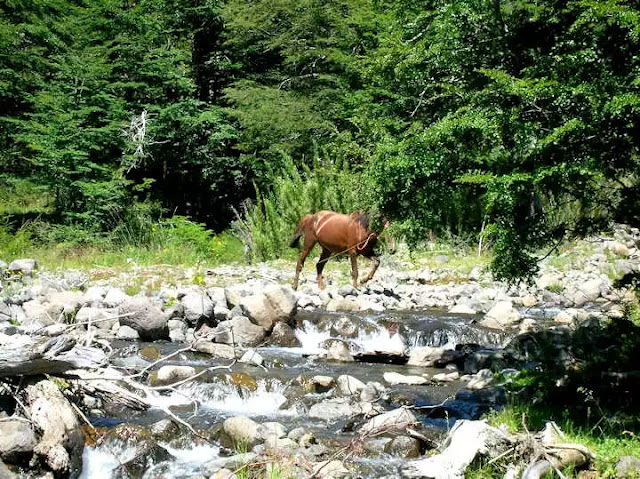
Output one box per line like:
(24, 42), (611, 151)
(150, 419), (179, 441)
(220, 416), (259, 448)
(0, 419), (37, 464)
(116, 325), (140, 340)
(466, 369), (495, 390)
(360, 382), (386, 403)
(407, 347), (447, 367)
(329, 316), (359, 337)
(312, 376), (335, 393)
(457, 386), (506, 405)
(384, 435), (421, 458)
(168, 319), (187, 334)
(8, 259), (38, 276)
(616, 456), (640, 478)
(270, 322), (298, 346)
(480, 301), (520, 329)
(239, 349), (264, 366)
(118, 297), (168, 341)
(323, 340), (353, 362)
(336, 375), (366, 396)
(194, 340), (235, 359)
(181, 291), (214, 324)
(309, 398), (359, 421)
(116, 441), (172, 478)
(360, 408), (417, 436)
(76, 306), (117, 330)
(228, 372), (258, 391)
(383, 372), (428, 386)
(432, 371), (460, 383)
(152, 365), (197, 386)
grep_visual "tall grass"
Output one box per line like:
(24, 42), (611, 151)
(232, 155), (365, 261)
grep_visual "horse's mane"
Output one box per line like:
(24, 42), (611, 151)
(350, 211), (370, 230)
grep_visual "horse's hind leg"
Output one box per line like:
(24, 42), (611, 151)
(361, 255), (380, 285)
(292, 239), (316, 291)
(350, 254), (359, 289)
(316, 248), (331, 290)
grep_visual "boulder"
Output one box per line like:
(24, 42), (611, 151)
(336, 375), (366, 396)
(616, 456), (640, 478)
(116, 325), (140, 340)
(323, 340), (353, 362)
(263, 285), (297, 321)
(103, 288), (128, 308)
(153, 365), (197, 386)
(220, 416), (259, 448)
(384, 435), (421, 458)
(76, 307), (118, 330)
(383, 372), (428, 386)
(257, 422), (287, 441)
(0, 419), (37, 463)
(239, 294), (274, 330)
(118, 297), (168, 341)
(116, 441), (171, 478)
(466, 369), (495, 390)
(360, 407), (417, 436)
(480, 301), (520, 329)
(82, 286), (107, 305)
(213, 316), (266, 347)
(573, 278), (607, 306)
(309, 399), (360, 421)
(239, 349), (264, 366)
(407, 347), (447, 367)
(224, 285), (251, 309)
(8, 259), (38, 276)
(326, 297), (360, 312)
(270, 322), (298, 347)
(194, 341), (236, 359)
(25, 380), (84, 477)
(181, 291), (214, 324)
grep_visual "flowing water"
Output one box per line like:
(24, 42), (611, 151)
(80, 309), (514, 478)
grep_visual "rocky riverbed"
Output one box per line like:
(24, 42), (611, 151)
(1, 226), (639, 478)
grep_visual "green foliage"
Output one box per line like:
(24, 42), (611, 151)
(233, 156), (364, 261)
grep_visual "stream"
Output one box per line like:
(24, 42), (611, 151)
(79, 309), (516, 478)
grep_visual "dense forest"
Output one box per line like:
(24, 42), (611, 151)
(1, 0), (639, 281)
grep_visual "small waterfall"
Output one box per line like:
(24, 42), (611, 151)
(349, 326), (407, 355)
(148, 378), (298, 417)
(294, 320), (332, 354)
(405, 321), (508, 350)
(79, 439), (135, 479)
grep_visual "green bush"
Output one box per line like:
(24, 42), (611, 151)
(0, 219), (33, 258)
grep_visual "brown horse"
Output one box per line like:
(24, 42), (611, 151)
(289, 210), (390, 290)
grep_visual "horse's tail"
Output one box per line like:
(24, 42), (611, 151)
(290, 214), (313, 248)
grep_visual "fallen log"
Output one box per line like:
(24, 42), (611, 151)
(0, 337), (108, 378)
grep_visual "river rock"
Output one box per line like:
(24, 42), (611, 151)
(263, 436), (298, 454)
(311, 460), (349, 478)
(360, 407), (417, 436)
(384, 435), (421, 458)
(224, 285), (251, 308)
(116, 441), (172, 478)
(239, 294), (274, 330)
(82, 286), (107, 305)
(264, 285), (297, 319)
(309, 398), (359, 421)
(520, 294), (537, 307)
(326, 297), (360, 312)
(257, 422), (287, 440)
(181, 291), (214, 324)
(213, 316), (266, 346)
(118, 297), (168, 341)
(606, 241), (631, 257)
(21, 300), (51, 326)
(76, 306), (117, 330)
(149, 419), (180, 441)
(336, 375), (366, 395)
(25, 379), (84, 477)
(466, 369), (495, 390)
(323, 340), (353, 362)
(0, 459), (16, 478)
(194, 340), (235, 359)
(573, 278), (607, 306)
(220, 416), (259, 448)
(480, 301), (520, 329)
(239, 349), (264, 366)
(8, 259), (38, 276)
(536, 273), (563, 291)
(407, 347), (447, 367)
(449, 302), (477, 315)
(312, 376), (335, 393)
(153, 365), (196, 386)
(270, 321), (298, 346)
(0, 419), (37, 463)
(103, 288), (128, 307)
(383, 372), (428, 386)
(116, 325), (140, 340)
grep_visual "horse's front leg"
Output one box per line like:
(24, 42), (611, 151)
(316, 248), (331, 290)
(360, 256), (380, 285)
(350, 254), (359, 289)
